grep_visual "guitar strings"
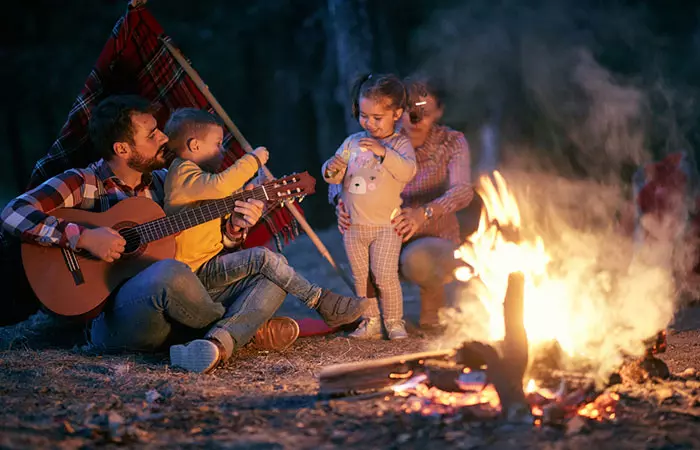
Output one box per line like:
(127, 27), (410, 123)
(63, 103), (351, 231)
(118, 182), (304, 245)
(136, 190), (267, 242)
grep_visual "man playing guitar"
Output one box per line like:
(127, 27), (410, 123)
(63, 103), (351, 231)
(1, 95), (303, 371)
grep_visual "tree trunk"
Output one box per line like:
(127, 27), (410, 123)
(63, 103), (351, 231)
(7, 101), (29, 193)
(327, 0), (372, 135)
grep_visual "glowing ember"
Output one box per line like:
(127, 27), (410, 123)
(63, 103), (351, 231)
(577, 392), (620, 421)
(389, 374), (619, 424)
(391, 374), (501, 417)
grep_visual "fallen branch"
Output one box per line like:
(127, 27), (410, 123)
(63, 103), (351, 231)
(318, 350), (455, 395)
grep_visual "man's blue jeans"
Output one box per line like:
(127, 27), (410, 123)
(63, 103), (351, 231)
(90, 248), (300, 358)
(90, 259), (225, 352)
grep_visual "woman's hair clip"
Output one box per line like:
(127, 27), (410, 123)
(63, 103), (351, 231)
(409, 101), (427, 124)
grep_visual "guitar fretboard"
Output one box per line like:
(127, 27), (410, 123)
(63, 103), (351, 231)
(134, 186), (270, 244)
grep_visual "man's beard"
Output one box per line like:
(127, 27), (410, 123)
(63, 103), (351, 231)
(127, 146), (167, 173)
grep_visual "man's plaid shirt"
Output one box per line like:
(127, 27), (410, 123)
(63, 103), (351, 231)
(1, 159), (166, 249)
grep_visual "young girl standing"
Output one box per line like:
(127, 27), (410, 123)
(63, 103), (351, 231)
(322, 74), (417, 339)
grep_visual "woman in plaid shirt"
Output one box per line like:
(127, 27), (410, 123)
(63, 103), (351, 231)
(335, 77), (475, 330)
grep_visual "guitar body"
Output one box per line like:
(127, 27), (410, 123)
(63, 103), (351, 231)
(21, 197), (176, 320)
(20, 171), (316, 321)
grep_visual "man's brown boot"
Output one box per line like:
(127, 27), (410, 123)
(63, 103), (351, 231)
(419, 287), (445, 331)
(251, 317), (300, 351)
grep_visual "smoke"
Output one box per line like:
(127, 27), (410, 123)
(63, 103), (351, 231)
(412, 0), (697, 380)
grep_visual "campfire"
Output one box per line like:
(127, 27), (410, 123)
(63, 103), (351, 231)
(319, 170), (677, 429)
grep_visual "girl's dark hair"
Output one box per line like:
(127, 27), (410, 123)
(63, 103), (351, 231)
(350, 73), (407, 120)
(89, 95), (156, 160)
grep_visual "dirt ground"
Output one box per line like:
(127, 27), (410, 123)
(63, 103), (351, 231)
(1, 229), (700, 449)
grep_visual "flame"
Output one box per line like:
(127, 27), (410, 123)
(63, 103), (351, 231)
(450, 170), (673, 372)
(453, 171), (577, 351)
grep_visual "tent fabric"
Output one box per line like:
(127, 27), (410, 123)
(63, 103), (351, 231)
(0, 3), (302, 326)
(26, 2), (301, 250)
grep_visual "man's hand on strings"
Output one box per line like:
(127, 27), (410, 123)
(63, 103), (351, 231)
(77, 227), (126, 263)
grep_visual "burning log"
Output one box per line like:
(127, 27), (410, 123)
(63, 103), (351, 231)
(460, 272), (530, 421)
(317, 350), (454, 395)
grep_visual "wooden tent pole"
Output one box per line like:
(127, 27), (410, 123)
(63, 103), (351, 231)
(160, 37), (355, 292)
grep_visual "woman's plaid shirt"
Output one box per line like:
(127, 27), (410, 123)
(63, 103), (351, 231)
(1, 159), (166, 249)
(401, 124), (473, 245)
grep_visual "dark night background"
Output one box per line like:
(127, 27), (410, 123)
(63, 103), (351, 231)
(2, 0), (700, 229)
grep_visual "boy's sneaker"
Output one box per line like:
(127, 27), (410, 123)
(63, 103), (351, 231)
(251, 317), (300, 351)
(315, 290), (368, 327)
(385, 320), (409, 340)
(348, 318), (382, 339)
(170, 338), (223, 374)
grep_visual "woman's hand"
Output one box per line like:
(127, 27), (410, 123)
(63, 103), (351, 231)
(335, 199), (351, 234)
(358, 138), (386, 158)
(392, 207), (427, 242)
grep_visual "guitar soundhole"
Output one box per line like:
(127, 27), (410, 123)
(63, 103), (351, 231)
(118, 227), (142, 254)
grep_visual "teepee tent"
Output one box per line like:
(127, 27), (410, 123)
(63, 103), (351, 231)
(27, 1), (301, 251)
(1, 1), (353, 325)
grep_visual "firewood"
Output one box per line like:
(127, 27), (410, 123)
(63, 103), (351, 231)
(318, 350), (455, 395)
(494, 272), (530, 420)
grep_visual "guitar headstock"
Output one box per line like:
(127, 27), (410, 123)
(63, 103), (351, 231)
(263, 171), (316, 204)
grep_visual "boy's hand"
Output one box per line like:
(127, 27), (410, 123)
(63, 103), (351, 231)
(325, 155), (347, 176)
(76, 227), (126, 263)
(253, 146), (269, 166)
(231, 199), (264, 228)
(229, 184), (265, 230)
(358, 138), (386, 158)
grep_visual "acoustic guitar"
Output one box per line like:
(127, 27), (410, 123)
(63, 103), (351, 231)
(21, 172), (316, 320)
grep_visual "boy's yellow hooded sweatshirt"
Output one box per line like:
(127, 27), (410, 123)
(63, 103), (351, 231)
(164, 154), (258, 271)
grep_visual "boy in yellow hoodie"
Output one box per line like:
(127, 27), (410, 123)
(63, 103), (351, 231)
(163, 108), (367, 373)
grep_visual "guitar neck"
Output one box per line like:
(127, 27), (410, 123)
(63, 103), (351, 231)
(135, 186), (269, 244)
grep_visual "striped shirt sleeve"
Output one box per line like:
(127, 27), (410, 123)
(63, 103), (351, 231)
(0, 169), (87, 248)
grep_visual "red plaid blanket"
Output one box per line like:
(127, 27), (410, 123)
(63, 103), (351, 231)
(26, 2), (301, 250)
